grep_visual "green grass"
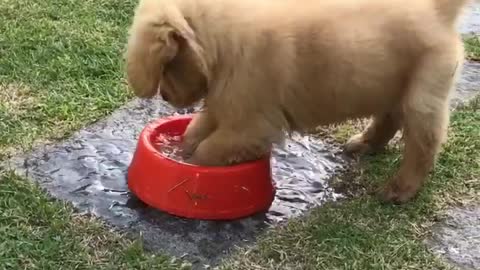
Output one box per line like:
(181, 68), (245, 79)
(221, 100), (480, 269)
(464, 35), (480, 61)
(0, 172), (184, 270)
(0, 0), (479, 268)
(0, 0), (134, 157)
(0, 0), (182, 268)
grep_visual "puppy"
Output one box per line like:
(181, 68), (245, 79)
(125, 0), (468, 203)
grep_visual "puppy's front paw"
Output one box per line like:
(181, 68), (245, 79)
(179, 140), (197, 159)
(181, 112), (215, 157)
(185, 152), (228, 167)
(181, 130), (206, 159)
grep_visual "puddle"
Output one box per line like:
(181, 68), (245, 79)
(9, 98), (347, 267)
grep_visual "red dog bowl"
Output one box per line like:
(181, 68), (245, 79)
(127, 115), (275, 220)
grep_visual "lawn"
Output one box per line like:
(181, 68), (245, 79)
(0, 0), (182, 268)
(1, 0), (479, 269)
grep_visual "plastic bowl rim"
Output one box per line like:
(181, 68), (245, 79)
(141, 114), (271, 173)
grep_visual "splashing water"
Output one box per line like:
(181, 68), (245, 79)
(153, 134), (185, 161)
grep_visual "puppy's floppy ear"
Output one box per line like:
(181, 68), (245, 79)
(125, 22), (182, 98)
(125, 1), (208, 98)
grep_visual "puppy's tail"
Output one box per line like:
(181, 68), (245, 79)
(435, 0), (469, 25)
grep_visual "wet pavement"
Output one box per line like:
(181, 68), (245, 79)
(9, 98), (348, 267)
(6, 4), (480, 268)
(428, 206), (480, 270)
(459, 0), (480, 34)
(452, 61), (480, 108)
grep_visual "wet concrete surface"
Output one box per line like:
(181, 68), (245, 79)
(459, 1), (480, 34)
(428, 206), (480, 270)
(9, 98), (347, 267)
(452, 61), (480, 108)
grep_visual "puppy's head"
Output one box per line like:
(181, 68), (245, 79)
(125, 0), (209, 108)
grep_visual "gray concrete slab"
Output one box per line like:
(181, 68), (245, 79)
(459, 1), (480, 35)
(428, 206), (480, 270)
(453, 61), (480, 108)
(8, 98), (348, 268)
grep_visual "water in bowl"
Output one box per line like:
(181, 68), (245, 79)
(153, 134), (185, 162)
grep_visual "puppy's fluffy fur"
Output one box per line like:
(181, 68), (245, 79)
(126, 0), (468, 203)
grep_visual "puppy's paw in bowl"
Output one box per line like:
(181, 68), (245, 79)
(179, 140), (198, 159)
(186, 145), (262, 167)
(185, 153), (230, 167)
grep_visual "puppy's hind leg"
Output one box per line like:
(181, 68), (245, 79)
(344, 112), (402, 155)
(380, 51), (459, 204)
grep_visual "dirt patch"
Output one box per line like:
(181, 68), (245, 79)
(0, 83), (39, 159)
(0, 83), (36, 116)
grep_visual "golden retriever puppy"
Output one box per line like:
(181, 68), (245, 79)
(125, 0), (468, 203)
